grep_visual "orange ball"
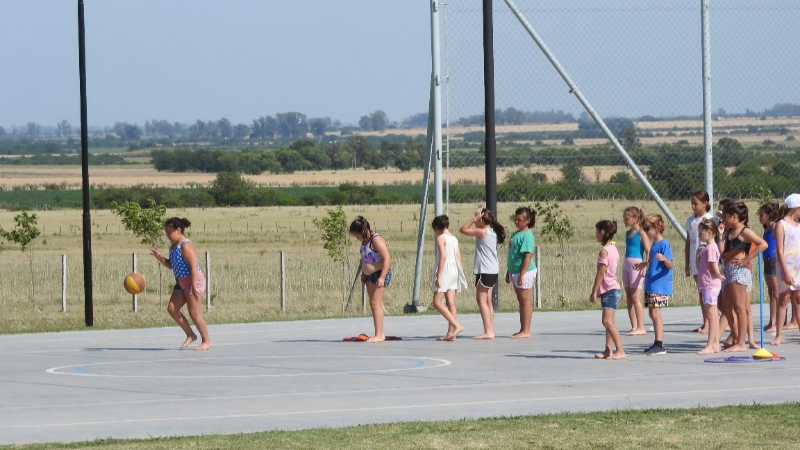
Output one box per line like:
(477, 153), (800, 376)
(124, 273), (146, 295)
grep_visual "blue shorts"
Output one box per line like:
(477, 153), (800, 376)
(600, 289), (622, 310)
(367, 269), (392, 287)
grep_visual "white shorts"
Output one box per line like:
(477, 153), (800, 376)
(510, 270), (537, 290)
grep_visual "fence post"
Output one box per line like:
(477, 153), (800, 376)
(132, 252), (138, 312)
(280, 251), (286, 313)
(61, 254), (67, 312)
(361, 282), (367, 314)
(205, 251), (211, 312)
(535, 246), (541, 309)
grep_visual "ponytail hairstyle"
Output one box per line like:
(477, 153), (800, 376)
(758, 202), (780, 229)
(514, 206), (536, 229)
(164, 217), (191, 233)
(642, 214), (665, 234)
(722, 202), (749, 226)
(623, 206), (644, 226)
(431, 215), (449, 231)
(716, 198), (734, 218)
(778, 204), (789, 221)
(698, 218), (719, 240)
(480, 208), (506, 244)
(595, 220), (618, 245)
(691, 189), (712, 212)
(349, 216), (373, 242)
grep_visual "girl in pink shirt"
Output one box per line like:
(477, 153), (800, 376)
(589, 220), (625, 360)
(696, 219), (725, 354)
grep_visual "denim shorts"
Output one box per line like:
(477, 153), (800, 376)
(763, 256), (777, 277)
(600, 289), (622, 310)
(367, 269), (392, 287)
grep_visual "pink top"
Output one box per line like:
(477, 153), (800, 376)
(597, 243), (620, 294)
(696, 244), (722, 289)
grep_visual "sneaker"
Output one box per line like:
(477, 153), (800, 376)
(644, 345), (667, 355)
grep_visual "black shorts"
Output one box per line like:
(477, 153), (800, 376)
(475, 274), (498, 288)
(764, 256), (777, 277)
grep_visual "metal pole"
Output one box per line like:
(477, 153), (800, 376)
(430, 0), (444, 216)
(483, 0), (500, 310)
(409, 78), (437, 313)
(361, 282), (367, 314)
(205, 251), (211, 311)
(758, 253), (764, 348)
(280, 251), (286, 313)
(535, 246), (541, 309)
(61, 254), (67, 312)
(502, 0), (687, 240)
(444, 0), (451, 216)
(701, 0), (714, 206)
(132, 253), (137, 312)
(78, 0), (94, 326)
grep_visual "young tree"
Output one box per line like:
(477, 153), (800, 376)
(534, 199), (575, 303)
(113, 199), (167, 306)
(312, 206), (352, 311)
(0, 212), (41, 310)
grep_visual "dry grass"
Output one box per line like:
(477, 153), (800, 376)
(0, 199), (764, 334)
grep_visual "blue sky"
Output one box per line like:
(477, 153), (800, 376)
(1, 0), (798, 129)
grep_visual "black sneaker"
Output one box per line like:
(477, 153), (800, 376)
(644, 345), (667, 355)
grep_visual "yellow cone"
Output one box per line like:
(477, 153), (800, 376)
(752, 348), (774, 360)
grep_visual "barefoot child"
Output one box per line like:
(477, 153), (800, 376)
(696, 219), (725, 354)
(719, 202), (767, 352)
(460, 207), (506, 339)
(505, 207), (537, 339)
(642, 214), (673, 355)
(685, 190), (715, 333)
(150, 217), (212, 351)
(759, 202), (780, 333)
(431, 215), (468, 341)
(589, 220), (625, 360)
(771, 194), (800, 346)
(622, 206), (650, 336)
(350, 216), (392, 343)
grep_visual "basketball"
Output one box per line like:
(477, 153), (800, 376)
(124, 273), (146, 295)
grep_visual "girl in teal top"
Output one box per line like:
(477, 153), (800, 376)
(622, 206), (650, 336)
(505, 207), (537, 339)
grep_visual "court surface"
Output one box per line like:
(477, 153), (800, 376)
(2, 305), (800, 445)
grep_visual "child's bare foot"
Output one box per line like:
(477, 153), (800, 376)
(770, 337), (782, 346)
(723, 344), (747, 352)
(608, 352), (626, 360)
(367, 335), (385, 343)
(180, 334), (197, 349)
(693, 327), (708, 334)
(697, 346), (716, 355)
(722, 338), (734, 347)
(749, 342), (760, 350)
(451, 325), (464, 339)
(436, 335), (450, 341)
(626, 329), (646, 336)
(509, 332), (531, 339)
(785, 322), (798, 330)
(194, 341), (212, 351)
(594, 350), (610, 359)
(473, 333), (495, 339)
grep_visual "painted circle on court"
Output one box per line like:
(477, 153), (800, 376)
(46, 355), (451, 379)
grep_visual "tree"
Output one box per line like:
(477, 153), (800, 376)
(609, 171), (632, 184)
(123, 124), (143, 143)
(560, 162), (584, 182)
(0, 125), (5, 138)
(26, 122), (41, 139)
(276, 112), (308, 139)
(312, 206), (352, 311)
(233, 123), (251, 139)
(251, 116), (277, 140)
(0, 212), (41, 310)
(112, 199), (167, 306)
(618, 128), (640, 149)
(56, 120), (72, 137)
(210, 172), (254, 205)
(533, 199), (575, 304)
(217, 118), (233, 139)
(359, 115), (373, 132)
(309, 118), (327, 137)
(370, 110), (389, 132)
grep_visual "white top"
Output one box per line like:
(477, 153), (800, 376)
(686, 212), (715, 275)
(432, 233), (468, 293)
(473, 227), (499, 275)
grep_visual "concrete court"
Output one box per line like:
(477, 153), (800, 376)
(2, 306), (800, 445)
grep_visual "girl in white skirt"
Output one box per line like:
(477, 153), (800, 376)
(431, 215), (468, 341)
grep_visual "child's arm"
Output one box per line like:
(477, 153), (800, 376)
(516, 252), (533, 289)
(774, 222), (792, 286)
(455, 241), (464, 269)
(459, 210), (487, 239)
(589, 249), (607, 304)
(372, 236), (391, 287)
(710, 261), (725, 281)
(637, 229), (651, 271)
(435, 235), (446, 288)
(684, 235), (691, 277)
(655, 251), (674, 269)
(180, 242), (201, 298)
(150, 248), (173, 270)
(741, 228), (768, 261)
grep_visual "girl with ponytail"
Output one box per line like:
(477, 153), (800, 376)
(349, 216), (392, 342)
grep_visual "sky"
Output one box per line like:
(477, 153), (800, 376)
(1, 0), (799, 129)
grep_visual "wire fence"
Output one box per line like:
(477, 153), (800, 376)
(443, 0), (800, 206)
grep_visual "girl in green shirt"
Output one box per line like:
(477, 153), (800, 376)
(505, 207), (537, 339)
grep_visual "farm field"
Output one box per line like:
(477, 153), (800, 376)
(0, 199), (760, 334)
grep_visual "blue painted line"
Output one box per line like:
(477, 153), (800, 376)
(74, 367), (85, 374)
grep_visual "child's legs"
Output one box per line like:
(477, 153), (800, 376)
(730, 283), (749, 347)
(475, 284), (494, 335)
(625, 287), (638, 329)
(602, 309), (623, 352)
(367, 283), (385, 338)
(184, 290), (211, 344)
(766, 275), (778, 327)
(515, 287), (533, 334)
(445, 289), (458, 320)
(432, 291), (459, 329)
(648, 306), (663, 341)
(166, 290), (193, 337)
(773, 291), (790, 343)
(703, 303), (719, 349)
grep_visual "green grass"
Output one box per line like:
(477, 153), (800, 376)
(3, 403), (798, 449)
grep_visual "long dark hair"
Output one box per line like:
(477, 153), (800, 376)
(722, 202), (749, 226)
(165, 217), (191, 233)
(595, 220), (618, 245)
(480, 208), (506, 244)
(514, 207), (536, 229)
(759, 202), (780, 229)
(692, 190), (711, 212)
(349, 216), (373, 241)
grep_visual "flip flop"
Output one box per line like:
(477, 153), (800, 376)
(343, 334), (403, 342)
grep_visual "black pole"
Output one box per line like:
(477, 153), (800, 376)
(78, 0), (94, 326)
(483, 0), (499, 311)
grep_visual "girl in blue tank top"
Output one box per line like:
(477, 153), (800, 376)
(759, 202), (781, 332)
(151, 217), (212, 351)
(622, 206), (650, 336)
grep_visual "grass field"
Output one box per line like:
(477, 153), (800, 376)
(3, 403), (798, 449)
(0, 199), (765, 334)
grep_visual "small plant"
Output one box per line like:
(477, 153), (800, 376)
(312, 206), (352, 310)
(749, 185), (773, 208)
(113, 198), (167, 306)
(534, 199), (575, 303)
(0, 211), (41, 310)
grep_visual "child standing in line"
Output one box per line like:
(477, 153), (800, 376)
(685, 190), (715, 334)
(696, 219), (725, 354)
(431, 215), (469, 341)
(505, 207), (537, 339)
(759, 202), (781, 333)
(770, 194), (800, 346)
(589, 220), (625, 360)
(719, 202), (767, 352)
(350, 216), (392, 343)
(622, 206), (650, 336)
(716, 198), (734, 341)
(642, 214), (674, 355)
(460, 207), (506, 339)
